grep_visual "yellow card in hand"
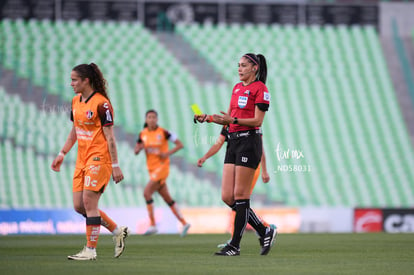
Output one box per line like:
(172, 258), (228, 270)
(191, 104), (203, 115)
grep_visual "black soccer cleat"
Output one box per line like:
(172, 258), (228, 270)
(214, 244), (240, 256)
(260, 227), (277, 255)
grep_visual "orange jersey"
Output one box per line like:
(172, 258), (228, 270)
(71, 92), (114, 168)
(137, 127), (175, 172)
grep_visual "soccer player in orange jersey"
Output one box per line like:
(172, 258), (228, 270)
(51, 63), (128, 260)
(197, 126), (276, 248)
(134, 109), (191, 237)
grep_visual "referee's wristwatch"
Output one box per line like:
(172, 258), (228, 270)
(233, 117), (238, 124)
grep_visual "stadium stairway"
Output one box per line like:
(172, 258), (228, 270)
(380, 28), (414, 147)
(155, 32), (225, 84)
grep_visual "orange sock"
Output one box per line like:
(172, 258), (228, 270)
(262, 220), (270, 228)
(169, 202), (186, 225)
(146, 199), (156, 226)
(99, 210), (117, 232)
(86, 216), (101, 249)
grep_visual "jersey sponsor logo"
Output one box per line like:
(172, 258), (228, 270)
(238, 96), (248, 108)
(75, 127), (93, 140)
(86, 110), (94, 119)
(146, 147), (160, 154)
(89, 165), (101, 175)
(264, 92), (270, 102)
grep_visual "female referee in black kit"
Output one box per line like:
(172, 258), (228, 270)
(195, 53), (276, 256)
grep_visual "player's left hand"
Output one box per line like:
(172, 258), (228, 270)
(51, 154), (64, 172)
(159, 152), (169, 159)
(112, 167), (124, 184)
(197, 157), (206, 167)
(262, 171), (270, 183)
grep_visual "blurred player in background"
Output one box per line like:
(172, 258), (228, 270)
(51, 63), (128, 260)
(197, 125), (276, 248)
(134, 109), (191, 237)
(194, 53), (276, 256)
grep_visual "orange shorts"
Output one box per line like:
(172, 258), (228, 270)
(250, 163), (261, 194)
(148, 164), (169, 184)
(72, 164), (112, 193)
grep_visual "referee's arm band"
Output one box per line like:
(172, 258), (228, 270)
(256, 103), (269, 112)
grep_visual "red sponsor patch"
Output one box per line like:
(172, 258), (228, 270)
(354, 209), (383, 232)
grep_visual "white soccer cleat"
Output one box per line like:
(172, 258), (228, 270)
(67, 246), (97, 261)
(180, 223), (191, 237)
(143, 226), (158, 235)
(113, 226), (129, 258)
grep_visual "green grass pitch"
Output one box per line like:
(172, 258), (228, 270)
(1, 233), (413, 274)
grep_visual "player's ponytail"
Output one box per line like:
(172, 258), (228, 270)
(243, 53), (267, 84)
(89, 63), (110, 100)
(256, 54), (267, 84)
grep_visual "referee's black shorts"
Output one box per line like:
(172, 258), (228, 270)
(224, 130), (262, 169)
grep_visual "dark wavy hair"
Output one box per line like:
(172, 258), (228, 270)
(72, 63), (110, 100)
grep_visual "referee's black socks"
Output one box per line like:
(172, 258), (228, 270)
(230, 199), (250, 248)
(248, 208), (267, 237)
(228, 202), (267, 238)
